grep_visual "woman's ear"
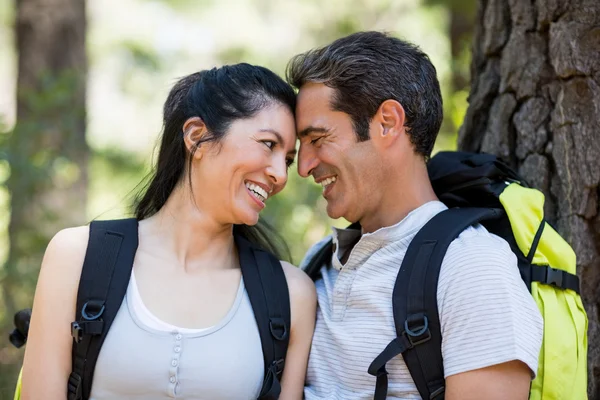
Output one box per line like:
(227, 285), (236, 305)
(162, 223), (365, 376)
(182, 117), (208, 160)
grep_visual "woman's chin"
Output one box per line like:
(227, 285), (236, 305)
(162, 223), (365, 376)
(234, 210), (261, 227)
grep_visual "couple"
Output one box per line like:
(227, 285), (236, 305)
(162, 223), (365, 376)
(20, 31), (543, 400)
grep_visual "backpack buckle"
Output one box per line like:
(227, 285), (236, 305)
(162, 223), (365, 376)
(271, 358), (285, 377)
(71, 321), (84, 343)
(67, 372), (83, 400)
(71, 300), (106, 343)
(269, 318), (288, 341)
(81, 300), (105, 321)
(404, 313), (431, 346)
(545, 266), (564, 288)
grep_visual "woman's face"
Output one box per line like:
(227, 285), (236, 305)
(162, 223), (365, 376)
(195, 103), (296, 226)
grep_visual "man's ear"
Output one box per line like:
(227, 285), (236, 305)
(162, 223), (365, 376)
(182, 117), (209, 160)
(371, 99), (407, 148)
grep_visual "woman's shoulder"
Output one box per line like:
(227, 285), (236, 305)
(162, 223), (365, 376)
(50, 225), (89, 245)
(42, 225), (89, 274)
(280, 261), (316, 309)
(47, 225), (89, 253)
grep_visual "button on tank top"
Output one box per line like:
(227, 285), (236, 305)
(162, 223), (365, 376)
(89, 272), (264, 399)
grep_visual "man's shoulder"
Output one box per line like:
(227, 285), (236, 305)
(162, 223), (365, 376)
(437, 223), (520, 289)
(447, 223), (515, 264)
(299, 234), (333, 272)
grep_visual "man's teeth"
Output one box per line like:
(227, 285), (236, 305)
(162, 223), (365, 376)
(320, 176), (337, 188)
(245, 182), (268, 202)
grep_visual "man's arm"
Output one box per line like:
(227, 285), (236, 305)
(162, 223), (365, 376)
(445, 360), (531, 400)
(437, 228), (543, 400)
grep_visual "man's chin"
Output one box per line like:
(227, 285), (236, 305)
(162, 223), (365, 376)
(326, 202), (351, 221)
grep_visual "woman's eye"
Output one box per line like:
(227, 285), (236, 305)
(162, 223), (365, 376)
(286, 158), (295, 168)
(310, 137), (322, 145)
(263, 140), (276, 149)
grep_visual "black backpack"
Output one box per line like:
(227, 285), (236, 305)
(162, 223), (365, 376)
(302, 151), (584, 400)
(11, 219), (291, 400)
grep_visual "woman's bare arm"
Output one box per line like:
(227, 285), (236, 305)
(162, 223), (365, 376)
(278, 261), (317, 400)
(21, 226), (88, 400)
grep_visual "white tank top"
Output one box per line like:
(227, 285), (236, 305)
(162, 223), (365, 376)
(89, 270), (264, 399)
(128, 270), (212, 334)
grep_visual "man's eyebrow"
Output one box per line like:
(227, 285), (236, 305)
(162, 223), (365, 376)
(297, 126), (329, 138)
(259, 129), (297, 155)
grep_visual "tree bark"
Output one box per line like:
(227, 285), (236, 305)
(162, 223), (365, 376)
(460, 0), (600, 397)
(447, 0), (477, 92)
(3, 0), (87, 347)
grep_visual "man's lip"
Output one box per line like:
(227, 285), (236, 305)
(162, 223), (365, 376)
(314, 174), (337, 184)
(323, 178), (336, 197)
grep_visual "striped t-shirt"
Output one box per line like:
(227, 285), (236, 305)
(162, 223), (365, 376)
(302, 201), (543, 399)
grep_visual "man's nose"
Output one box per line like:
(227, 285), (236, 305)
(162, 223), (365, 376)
(297, 143), (319, 178)
(267, 155), (289, 187)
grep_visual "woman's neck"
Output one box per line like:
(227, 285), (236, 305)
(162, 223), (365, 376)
(138, 185), (239, 273)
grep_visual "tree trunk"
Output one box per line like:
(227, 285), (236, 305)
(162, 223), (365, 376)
(1, 0), (87, 386)
(447, 0), (477, 93)
(460, 0), (599, 397)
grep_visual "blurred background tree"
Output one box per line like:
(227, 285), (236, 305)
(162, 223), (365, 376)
(0, 0), (88, 395)
(2, 0), (596, 398)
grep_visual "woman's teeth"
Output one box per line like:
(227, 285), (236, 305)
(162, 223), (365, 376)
(320, 176), (337, 189)
(245, 182), (268, 202)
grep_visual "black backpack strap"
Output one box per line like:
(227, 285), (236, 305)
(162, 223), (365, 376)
(526, 220), (580, 293)
(68, 219), (138, 400)
(301, 222), (361, 282)
(300, 236), (334, 281)
(368, 207), (503, 400)
(236, 235), (291, 400)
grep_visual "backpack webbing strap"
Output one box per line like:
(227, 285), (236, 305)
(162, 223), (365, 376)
(525, 220), (580, 293)
(236, 235), (291, 400)
(302, 238), (334, 281)
(369, 207), (503, 400)
(367, 334), (416, 398)
(302, 223), (361, 281)
(531, 265), (580, 293)
(68, 219), (138, 400)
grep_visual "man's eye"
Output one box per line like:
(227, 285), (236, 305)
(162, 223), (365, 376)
(310, 137), (322, 145)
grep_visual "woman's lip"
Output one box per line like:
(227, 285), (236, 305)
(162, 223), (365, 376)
(245, 180), (272, 195)
(246, 186), (266, 210)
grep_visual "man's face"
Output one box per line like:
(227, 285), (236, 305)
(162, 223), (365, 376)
(296, 83), (382, 223)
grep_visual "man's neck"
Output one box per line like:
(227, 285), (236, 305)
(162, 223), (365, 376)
(359, 159), (438, 234)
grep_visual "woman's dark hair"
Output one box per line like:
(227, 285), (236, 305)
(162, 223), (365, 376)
(133, 63), (296, 260)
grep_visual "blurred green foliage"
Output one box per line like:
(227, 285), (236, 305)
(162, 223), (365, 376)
(0, 0), (475, 395)
(0, 68), (87, 398)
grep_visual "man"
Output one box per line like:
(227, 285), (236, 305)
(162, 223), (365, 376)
(286, 31), (543, 399)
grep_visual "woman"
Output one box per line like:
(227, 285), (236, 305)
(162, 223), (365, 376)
(20, 64), (316, 400)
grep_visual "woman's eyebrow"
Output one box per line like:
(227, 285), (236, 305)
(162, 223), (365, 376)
(259, 128), (283, 141)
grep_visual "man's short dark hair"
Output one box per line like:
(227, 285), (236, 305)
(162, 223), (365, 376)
(286, 31), (443, 158)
